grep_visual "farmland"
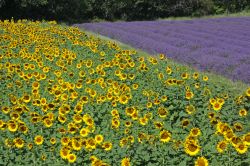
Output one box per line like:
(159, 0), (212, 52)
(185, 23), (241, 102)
(0, 20), (250, 165)
(77, 17), (250, 83)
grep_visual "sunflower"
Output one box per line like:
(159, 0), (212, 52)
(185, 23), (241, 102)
(243, 133), (250, 145)
(19, 124), (28, 134)
(111, 109), (119, 117)
(119, 95), (129, 105)
(112, 118), (120, 129)
(233, 122), (243, 132)
(50, 137), (56, 145)
(208, 112), (215, 119)
(8, 121), (18, 132)
(216, 140), (227, 153)
(32, 81), (40, 89)
(2, 106), (10, 114)
(217, 98), (225, 105)
(102, 142), (112, 151)
(41, 154), (46, 161)
(95, 134), (104, 144)
(40, 98), (47, 105)
(186, 105), (196, 114)
(146, 102), (153, 108)
(185, 142), (200, 156)
(58, 115), (67, 123)
(194, 83), (200, 89)
(235, 142), (248, 154)
(224, 130), (235, 141)
(203, 76), (209, 81)
(27, 143), (33, 150)
(190, 128), (201, 137)
(159, 130), (171, 143)
(67, 153), (77, 163)
(120, 138), (128, 147)
(239, 108), (247, 117)
(132, 83), (139, 90)
(60, 147), (70, 159)
(80, 128), (90, 137)
(181, 72), (189, 79)
(72, 139), (82, 151)
(181, 119), (190, 128)
(245, 88), (250, 97)
(43, 118), (53, 128)
(34, 135), (44, 145)
(139, 117), (148, 126)
(194, 156), (209, 166)
(193, 72), (199, 79)
(86, 138), (96, 150)
(121, 157), (131, 166)
(158, 107), (168, 118)
(125, 121), (132, 127)
(154, 121), (163, 129)
(0, 120), (4, 128)
(186, 91), (194, 100)
(231, 136), (242, 147)
(14, 137), (24, 148)
(85, 117), (94, 126)
(73, 114), (82, 123)
(23, 95), (31, 103)
(213, 102), (222, 111)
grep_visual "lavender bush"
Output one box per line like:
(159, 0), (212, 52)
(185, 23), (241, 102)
(75, 17), (250, 83)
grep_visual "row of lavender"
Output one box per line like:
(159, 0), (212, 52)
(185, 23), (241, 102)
(75, 17), (250, 83)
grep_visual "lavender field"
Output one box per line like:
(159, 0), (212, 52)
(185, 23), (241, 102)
(76, 17), (250, 83)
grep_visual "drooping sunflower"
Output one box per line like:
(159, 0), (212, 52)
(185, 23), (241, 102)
(194, 156), (209, 166)
(159, 130), (171, 143)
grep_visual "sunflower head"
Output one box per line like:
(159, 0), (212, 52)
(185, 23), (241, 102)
(195, 156), (209, 166)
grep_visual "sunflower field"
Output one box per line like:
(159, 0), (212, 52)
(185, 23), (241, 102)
(0, 20), (250, 166)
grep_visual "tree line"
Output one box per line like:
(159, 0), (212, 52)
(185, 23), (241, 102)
(0, 0), (250, 24)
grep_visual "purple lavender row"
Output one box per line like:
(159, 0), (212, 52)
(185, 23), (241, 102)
(75, 17), (250, 83)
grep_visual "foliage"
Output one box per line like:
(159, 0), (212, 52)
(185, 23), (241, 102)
(0, 0), (250, 23)
(0, 20), (250, 165)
